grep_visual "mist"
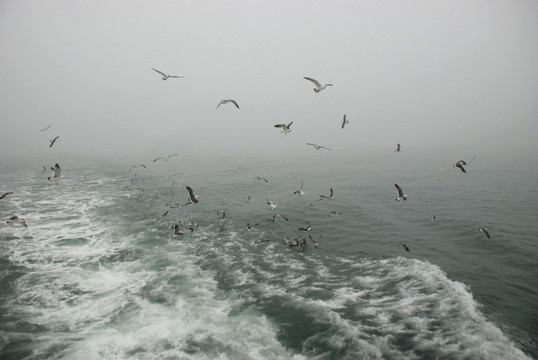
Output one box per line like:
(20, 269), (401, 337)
(1, 0), (537, 166)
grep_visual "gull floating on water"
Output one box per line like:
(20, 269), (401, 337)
(306, 143), (331, 150)
(49, 136), (59, 148)
(479, 227), (491, 239)
(7, 216), (27, 228)
(48, 163), (62, 185)
(216, 99), (240, 109)
(341, 114), (349, 129)
(329, 211), (342, 217)
(303, 77), (333, 93)
(151, 67), (184, 80)
(274, 122), (293, 135)
(399, 243), (410, 252)
(0, 192), (13, 200)
(40, 125), (52, 132)
(394, 183), (407, 201)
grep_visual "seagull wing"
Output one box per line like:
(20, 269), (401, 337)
(304, 77), (322, 87)
(186, 186), (198, 203)
(342, 115), (347, 129)
(287, 121), (293, 128)
(274, 124), (286, 128)
(153, 157), (165, 162)
(230, 100), (239, 109)
(456, 163), (467, 173)
(167, 75), (184, 78)
(394, 183), (404, 197)
(151, 67), (166, 76)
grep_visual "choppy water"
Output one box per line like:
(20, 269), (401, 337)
(0, 153), (536, 359)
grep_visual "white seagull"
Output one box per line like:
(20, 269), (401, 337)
(216, 99), (239, 109)
(151, 67), (184, 80)
(274, 122), (293, 135)
(48, 163), (62, 185)
(266, 198), (277, 210)
(293, 181), (305, 196)
(184, 186), (199, 205)
(394, 183), (407, 201)
(7, 216), (27, 228)
(153, 154), (179, 162)
(304, 77), (333, 93)
(453, 160), (467, 173)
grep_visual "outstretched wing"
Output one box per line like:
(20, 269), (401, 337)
(304, 77), (321, 87)
(186, 186), (198, 203)
(151, 67), (166, 76)
(230, 100), (240, 109)
(394, 183), (404, 197)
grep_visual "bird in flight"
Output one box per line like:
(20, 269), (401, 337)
(151, 67), (184, 80)
(304, 77), (333, 93)
(216, 99), (239, 109)
(0, 192), (13, 200)
(40, 125), (52, 132)
(306, 143), (331, 150)
(49, 136), (59, 148)
(48, 163), (62, 185)
(153, 154), (179, 162)
(479, 227), (491, 239)
(274, 122), (293, 135)
(341, 114), (349, 129)
(394, 183), (408, 201)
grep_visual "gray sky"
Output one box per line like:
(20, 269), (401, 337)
(1, 0), (537, 164)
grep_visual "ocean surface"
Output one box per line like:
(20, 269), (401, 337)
(0, 151), (536, 359)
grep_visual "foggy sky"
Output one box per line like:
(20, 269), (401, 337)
(1, 0), (537, 165)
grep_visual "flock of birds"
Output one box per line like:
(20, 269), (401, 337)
(2, 68), (491, 252)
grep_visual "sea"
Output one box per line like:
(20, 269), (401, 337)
(0, 150), (536, 359)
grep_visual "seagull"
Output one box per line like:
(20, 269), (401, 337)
(298, 221), (312, 232)
(184, 186), (199, 205)
(479, 227), (491, 239)
(399, 243), (410, 252)
(395, 144), (401, 152)
(274, 122), (293, 135)
(394, 183), (407, 201)
(47, 163), (62, 185)
(329, 211), (342, 217)
(453, 160), (467, 173)
(272, 214), (289, 222)
(319, 188), (334, 201)
(40, 125), (52, 132)
(216, 99), (239, 109)
(255, 176), (268, 183)
(247, 222), (259, 231)
(430, 216), (439, 222)
(341, 114), (349, 129)
(153, 210), (169, 222)
(306, 143), (331, 150)
(153, 154), (179, 162)
(171, 223), (184, 238)
(293, 181), (305, 196)
(308, 234), (321, 247)
(7, 216), (27, 228)
(129, 164), (147, 173)
(303, 77), (333, 93)
(217, 210), (226, 223)
(49, 136), (59, 148)
(254, 239), (271, 246)
(151, 67), (184, 80)
(266, 198), (277, 210)
(0, 192), (13, 200)
(246, 195), (252, 203)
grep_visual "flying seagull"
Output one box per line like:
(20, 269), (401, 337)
(247, 222), (259, 231)
(399, 243), (410, 252)
(306, 143), (331, 150)
(303, 77), (333, 93)
(395, 144), (401, 152)
(394, 183), (407, 201)
(48, 163), (62, 185)
(217, 210), (226, 223)
(49, 136), (59, 148)
(153, 154), (179, 162)
(274, 122), (293, 135)
(453, 160), (467, 173)
(308, 234), (321, 247)
(293, 181), (305, 196)
(266, 198), (277, 210)
(255, 176), (268, 183)
(216, 99), (239, 109)
(319, 188), (334, 201)
(272, 214), (289, 222)
(298, 221), (312, 232)
(184, 186), (199, 205)
(479, 227), (491, 239)
(40, 125), (52, 132)
(341, 114), (349, 129)
(0, 192), (13, 200)
(151, 67), (184, 80)
(153, 210), (169, 222)
(129, 164), (147, 173)
(7, 216), (27, 228)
